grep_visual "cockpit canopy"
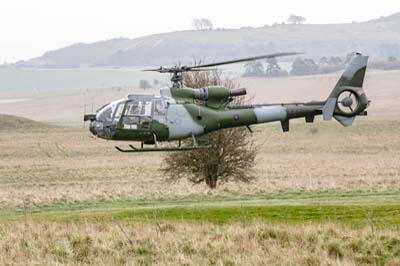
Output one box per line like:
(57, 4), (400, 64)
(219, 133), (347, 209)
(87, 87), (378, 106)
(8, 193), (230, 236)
(96, 99), (125, 124)
(95, 95), (167, 126)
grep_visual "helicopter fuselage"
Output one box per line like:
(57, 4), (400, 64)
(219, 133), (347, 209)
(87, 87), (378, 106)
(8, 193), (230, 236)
(86, 86), (301, 143)
(84, 54), (370, 151)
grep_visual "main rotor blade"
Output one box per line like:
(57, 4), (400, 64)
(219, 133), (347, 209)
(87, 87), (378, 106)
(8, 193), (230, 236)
(142, 67), (217, 73)
(183, 68), (217, 72)
(142, 68), (160, 72)
(188, 52), (302, 69)
(142, 67), (170, 73)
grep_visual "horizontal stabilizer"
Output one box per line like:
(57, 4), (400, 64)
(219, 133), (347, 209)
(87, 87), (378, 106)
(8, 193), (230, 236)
(334, 115), (355, 127)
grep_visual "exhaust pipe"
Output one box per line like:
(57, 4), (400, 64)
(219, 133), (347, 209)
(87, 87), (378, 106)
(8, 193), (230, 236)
(229, 88), (247, 97)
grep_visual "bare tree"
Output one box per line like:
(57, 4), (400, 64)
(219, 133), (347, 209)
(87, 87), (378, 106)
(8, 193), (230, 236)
(287, 14), (306, 24)
(162, 70), (257, 189)
(191, 19), (201, 30)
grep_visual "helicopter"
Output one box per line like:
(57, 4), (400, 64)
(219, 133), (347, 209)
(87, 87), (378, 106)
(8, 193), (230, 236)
(84, 52), (369, 152)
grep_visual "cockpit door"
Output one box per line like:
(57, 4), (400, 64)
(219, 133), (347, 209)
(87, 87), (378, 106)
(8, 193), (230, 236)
(120, 99), (153, 130)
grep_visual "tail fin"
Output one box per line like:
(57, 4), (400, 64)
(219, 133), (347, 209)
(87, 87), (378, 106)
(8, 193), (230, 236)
(323, 53), (369, 126)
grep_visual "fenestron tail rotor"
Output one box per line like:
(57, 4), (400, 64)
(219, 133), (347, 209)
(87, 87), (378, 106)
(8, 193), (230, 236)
(143, 52), (302, 88)
(337, 90), (359, 114)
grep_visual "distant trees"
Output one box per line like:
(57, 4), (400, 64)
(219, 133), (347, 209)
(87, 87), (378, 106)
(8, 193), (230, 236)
(265, 57), (288, 77)
(290, 56), (346, 76)
(287, 14), (306, 24)
(369, 55), (400, 70)
(318, 56), (344, 74)
(242, 53), (400, 78)
(191, 18), (213, 30)
(290, 58), (318, 75)
(243, 61), (264, 77)
(242, 59), (287, 78)
(242, 56), (347, 77)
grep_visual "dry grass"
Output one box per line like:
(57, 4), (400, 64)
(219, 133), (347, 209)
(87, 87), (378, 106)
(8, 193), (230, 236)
(0, 117), (399, 209)
(1, 64), (400, 266)
(0, 220), (399, 265)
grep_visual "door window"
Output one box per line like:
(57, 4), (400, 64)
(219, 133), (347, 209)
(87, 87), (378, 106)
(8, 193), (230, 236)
(154, 100), (166, 116)
(122, 99), (153, 130)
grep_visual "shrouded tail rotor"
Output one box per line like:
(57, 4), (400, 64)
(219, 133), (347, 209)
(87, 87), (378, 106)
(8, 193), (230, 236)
(337, 90), (361, 115)
(323, 53), (369, 126)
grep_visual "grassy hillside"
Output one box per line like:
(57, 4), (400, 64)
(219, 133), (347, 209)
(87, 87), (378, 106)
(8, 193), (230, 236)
(16, 13), (400, 68)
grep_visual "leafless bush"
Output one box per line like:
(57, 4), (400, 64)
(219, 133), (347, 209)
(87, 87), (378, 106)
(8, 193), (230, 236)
(163, 70), (257, 188)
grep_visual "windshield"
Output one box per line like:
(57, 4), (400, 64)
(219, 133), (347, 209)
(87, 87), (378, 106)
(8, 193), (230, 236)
(96, 99), (125, 124)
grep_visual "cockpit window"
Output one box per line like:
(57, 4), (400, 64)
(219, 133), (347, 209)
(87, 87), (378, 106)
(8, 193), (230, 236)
(98, 106), (113, 123)
(113, 103), (124, 123)
(125, 100), (152, 116)
(126, 101), (141, 116)
(96, 99), (125, 124)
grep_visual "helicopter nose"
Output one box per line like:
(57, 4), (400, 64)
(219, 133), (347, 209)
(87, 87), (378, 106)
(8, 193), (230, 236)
(89, 122), (97, 135)
(89, 120), (104, 137)
(89, 120), (116, 139)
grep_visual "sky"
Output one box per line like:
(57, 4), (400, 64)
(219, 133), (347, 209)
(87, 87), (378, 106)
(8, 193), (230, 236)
(0, 0), (399, 63)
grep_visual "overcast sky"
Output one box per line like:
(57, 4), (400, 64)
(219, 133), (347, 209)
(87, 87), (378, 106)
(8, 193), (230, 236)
(0, 0), (399, 63)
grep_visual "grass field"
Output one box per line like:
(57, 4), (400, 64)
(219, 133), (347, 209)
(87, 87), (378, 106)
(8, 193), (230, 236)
(1, 116), (399, 208)
(0, 114), (399, 264)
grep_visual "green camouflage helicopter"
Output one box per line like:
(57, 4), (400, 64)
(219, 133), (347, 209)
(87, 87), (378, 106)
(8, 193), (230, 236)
(84, 52), (369, 152)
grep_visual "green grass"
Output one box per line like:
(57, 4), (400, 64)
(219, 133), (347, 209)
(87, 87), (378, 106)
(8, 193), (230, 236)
(3, 191), (399, 228)
(109, 205), (400, 228)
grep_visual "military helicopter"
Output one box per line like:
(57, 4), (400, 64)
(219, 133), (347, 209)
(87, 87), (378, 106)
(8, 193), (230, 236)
(84, 52), (369, 152)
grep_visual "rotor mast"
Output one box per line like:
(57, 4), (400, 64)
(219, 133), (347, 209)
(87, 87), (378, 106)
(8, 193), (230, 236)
(171, 70), (183, 88)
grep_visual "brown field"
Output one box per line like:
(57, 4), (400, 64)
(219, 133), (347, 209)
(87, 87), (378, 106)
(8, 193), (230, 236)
(1, 221), (400, 266)
(0, 71), (399, 265)
(0, 119), (399, 209)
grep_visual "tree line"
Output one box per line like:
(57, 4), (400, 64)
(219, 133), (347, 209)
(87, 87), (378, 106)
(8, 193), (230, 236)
(243, 53), (400, 77)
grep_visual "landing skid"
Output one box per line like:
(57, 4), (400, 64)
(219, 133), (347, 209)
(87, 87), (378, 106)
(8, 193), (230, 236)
(115, 144), (210, 153)
(115, 134), (210, 153)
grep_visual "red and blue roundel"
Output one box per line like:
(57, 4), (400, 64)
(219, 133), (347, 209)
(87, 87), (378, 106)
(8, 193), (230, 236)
(233, 114), (239, 121)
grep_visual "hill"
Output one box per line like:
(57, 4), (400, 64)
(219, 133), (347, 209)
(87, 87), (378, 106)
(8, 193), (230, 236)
(16, 13), (400, 68)
(0, 114), (53, 131)
(367, 12), (400, 23)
